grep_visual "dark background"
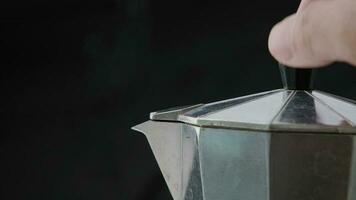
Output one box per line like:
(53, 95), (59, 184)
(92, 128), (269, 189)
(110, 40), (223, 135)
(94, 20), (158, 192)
(1, 0), (356, 199)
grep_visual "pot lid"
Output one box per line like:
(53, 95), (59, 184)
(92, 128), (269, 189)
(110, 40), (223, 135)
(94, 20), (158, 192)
(150, 65), (356, 134)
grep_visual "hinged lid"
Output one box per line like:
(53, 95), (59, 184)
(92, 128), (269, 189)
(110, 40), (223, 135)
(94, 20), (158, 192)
(150, 65), (356, 134)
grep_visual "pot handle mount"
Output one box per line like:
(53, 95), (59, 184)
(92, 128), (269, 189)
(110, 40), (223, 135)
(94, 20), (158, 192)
(279, 63), (314, 90)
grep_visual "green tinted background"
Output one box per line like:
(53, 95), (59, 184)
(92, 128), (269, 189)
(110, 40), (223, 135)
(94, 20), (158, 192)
(1, 0), (356, 199)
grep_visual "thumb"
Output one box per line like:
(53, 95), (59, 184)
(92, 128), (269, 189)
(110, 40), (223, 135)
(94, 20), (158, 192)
(268, 0), (356, 68)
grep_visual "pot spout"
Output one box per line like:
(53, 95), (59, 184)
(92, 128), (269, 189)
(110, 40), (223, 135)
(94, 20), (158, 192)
(132, 121), (183, 200)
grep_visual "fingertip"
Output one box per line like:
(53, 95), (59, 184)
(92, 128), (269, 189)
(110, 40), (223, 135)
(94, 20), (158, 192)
(268, 16), (295, 64)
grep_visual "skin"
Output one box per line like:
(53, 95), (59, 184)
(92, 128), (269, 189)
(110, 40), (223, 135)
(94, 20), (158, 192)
(268, 0), (356, 68)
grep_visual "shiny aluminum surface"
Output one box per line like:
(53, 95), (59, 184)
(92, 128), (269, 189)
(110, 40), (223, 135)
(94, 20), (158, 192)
(133, 66), (356, 200)
(133, 121), (356, 200)
(150, 89), (356, 134)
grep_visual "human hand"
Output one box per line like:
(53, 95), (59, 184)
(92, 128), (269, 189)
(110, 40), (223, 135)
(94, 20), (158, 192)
(268, 0), (356, 68)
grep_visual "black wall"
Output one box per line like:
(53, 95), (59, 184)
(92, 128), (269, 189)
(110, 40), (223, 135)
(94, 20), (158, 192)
(1, 0), (356, 199)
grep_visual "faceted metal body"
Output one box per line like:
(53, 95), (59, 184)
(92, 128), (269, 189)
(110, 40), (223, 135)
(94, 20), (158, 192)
(133, 89), (356, 200)
(134, 121), (356, 200)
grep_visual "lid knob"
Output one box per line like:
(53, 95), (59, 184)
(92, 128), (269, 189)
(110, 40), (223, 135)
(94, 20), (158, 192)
(279, 64), (314, 90)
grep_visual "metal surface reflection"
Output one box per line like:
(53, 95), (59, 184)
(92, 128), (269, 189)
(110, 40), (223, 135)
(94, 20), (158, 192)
(182, 125), (203, 200)
(134, 122), (356, 200)
(199, 128), (270, 200)
(133, 66), (356, 200)
(270, 133), (353, 200)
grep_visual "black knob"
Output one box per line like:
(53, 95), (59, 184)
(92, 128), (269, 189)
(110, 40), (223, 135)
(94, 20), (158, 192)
(279, 63), (314, 90)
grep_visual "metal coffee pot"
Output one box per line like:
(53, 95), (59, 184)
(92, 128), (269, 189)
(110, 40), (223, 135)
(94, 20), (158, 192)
(132, 66), (356, 200)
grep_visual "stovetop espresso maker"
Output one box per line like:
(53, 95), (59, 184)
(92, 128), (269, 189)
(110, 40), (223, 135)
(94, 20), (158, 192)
(133, 65), (356, 200)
